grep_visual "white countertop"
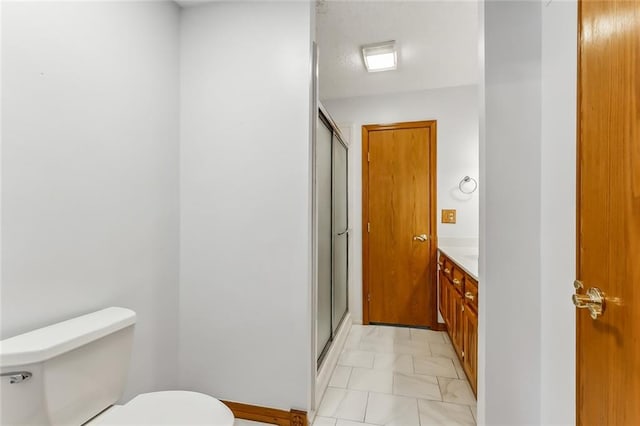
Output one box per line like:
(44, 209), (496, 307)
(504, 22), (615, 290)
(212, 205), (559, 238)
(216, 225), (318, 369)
(438, 246), (479, 281)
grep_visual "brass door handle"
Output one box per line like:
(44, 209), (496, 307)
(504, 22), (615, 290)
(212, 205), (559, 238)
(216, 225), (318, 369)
(453, 278), (462, 286)
(465, 291), (475, 301)
(413, 234), (428, 242)
(444, 268), (450, 274)
(572, 283), (605, 320)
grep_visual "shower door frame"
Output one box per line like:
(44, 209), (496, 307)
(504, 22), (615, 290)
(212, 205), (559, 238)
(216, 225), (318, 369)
(316, 106), (350, 368)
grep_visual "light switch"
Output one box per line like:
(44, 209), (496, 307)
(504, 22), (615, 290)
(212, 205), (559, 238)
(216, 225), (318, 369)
(442, 209), (457, 224)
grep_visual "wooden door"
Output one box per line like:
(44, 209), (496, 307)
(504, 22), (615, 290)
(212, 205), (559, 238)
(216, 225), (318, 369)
(576, 1), (640, 424)
(362, 121), (437, 327)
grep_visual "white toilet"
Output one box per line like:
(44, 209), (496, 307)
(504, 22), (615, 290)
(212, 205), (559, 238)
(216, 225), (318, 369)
(0, 307), (235, 425)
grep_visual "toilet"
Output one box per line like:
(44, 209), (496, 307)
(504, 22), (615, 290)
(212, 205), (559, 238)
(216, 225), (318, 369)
(0, 307), (235, 426)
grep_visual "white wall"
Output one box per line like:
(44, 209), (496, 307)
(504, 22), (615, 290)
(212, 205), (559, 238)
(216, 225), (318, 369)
(179, 2), (313, 411)
(480, 1), (542, 424)
(1, 0), (181, 401)
(323, 85), (479, 323)
(479, 1), (577, 424)
(540, 1), (577, 424)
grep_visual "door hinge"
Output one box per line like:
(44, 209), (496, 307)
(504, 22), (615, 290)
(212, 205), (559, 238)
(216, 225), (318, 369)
(367, 222), (370, 233)
(462, 350), (465, 359)
(461, 305), (465, 312)
(368, 152), (370, 162)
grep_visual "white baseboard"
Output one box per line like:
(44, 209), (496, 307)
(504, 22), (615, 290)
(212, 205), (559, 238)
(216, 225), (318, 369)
(315, 312), (353, 409)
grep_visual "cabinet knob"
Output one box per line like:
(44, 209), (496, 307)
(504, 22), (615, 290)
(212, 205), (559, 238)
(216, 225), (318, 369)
(465, 292), (475, 301)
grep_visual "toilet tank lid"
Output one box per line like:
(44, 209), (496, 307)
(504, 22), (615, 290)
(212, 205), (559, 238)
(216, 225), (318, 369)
(0, 307), (136, 368)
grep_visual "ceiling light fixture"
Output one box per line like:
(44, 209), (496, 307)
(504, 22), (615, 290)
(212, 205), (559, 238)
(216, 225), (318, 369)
(362, 40), (397, 73)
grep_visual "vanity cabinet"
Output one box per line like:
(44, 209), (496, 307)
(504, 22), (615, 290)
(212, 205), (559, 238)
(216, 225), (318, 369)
(437, 252), (478, 395)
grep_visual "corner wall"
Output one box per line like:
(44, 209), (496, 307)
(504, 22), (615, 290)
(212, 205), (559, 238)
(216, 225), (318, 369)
(479, 1), (577, 424)
(178, 2), (313, 410)
(1, 1), (181, 400)
(480, 1), (542, 423)
(540, 1), (577, 424)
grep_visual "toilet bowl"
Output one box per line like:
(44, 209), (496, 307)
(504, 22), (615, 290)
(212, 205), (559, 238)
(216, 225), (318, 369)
(0, 307), (234, 426)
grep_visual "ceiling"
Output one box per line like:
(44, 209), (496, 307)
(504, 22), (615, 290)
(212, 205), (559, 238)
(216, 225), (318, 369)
(316, 1), (479, 101)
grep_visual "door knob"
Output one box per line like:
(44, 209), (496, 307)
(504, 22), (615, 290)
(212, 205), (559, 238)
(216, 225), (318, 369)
(413, 234), (428, 242)
(572, 281), (605, 320)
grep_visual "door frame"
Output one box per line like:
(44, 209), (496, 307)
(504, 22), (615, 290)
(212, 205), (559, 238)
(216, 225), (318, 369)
(361, 120), (438, 327)
(575, 2), (583, 421)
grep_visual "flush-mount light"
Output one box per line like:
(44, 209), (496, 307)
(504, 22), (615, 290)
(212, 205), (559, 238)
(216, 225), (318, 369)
(362, 40), (397, 72)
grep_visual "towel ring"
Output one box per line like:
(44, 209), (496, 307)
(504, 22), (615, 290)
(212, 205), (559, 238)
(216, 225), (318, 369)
(459, 176), (478, 194)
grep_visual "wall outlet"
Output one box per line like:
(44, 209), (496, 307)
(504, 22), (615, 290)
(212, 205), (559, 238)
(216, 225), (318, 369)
(442, 209), (457, 224)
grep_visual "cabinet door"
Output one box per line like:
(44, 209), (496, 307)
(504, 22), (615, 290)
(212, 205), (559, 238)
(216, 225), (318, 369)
(462, 304), (478, 395)
(450, 290), (464, 357)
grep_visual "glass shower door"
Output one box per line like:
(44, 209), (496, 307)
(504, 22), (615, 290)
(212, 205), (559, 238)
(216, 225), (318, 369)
(332, 137), (348, 332)
(316, 110), (349, 365)
(316, 117), (333, 360)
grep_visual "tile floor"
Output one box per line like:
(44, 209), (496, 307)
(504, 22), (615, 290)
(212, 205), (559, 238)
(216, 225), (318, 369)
(314, 324), (476, 426)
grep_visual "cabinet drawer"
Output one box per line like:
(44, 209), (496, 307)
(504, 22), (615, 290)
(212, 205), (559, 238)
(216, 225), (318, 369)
(464, 276), (478, 312)
(442, 257), (454, 279)
(451, 268), (465, 295)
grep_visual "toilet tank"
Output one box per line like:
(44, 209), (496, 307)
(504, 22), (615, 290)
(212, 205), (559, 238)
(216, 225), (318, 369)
(0, 308), (136, 425)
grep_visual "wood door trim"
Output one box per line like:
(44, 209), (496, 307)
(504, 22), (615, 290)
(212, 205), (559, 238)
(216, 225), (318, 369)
(575, 1), (583, 423)
(361, 120), (438, 327)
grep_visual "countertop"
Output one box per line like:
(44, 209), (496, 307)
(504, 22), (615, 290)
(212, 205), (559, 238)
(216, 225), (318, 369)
(438, 246), (479, 281)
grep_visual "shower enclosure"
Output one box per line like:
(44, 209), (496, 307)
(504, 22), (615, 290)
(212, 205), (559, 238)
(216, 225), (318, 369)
(316, 107), (349, 366)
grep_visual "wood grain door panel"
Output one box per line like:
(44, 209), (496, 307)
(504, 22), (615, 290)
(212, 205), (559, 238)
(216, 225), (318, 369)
(462, 304), (478, 396)
(363, 122), (437, 328)
(450, 290), (463, 357)
(368, 127), (429, 326)
(577, 1), (640, 424)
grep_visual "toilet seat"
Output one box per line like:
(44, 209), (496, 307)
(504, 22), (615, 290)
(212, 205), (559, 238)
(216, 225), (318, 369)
(89, 391), (234, 425)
